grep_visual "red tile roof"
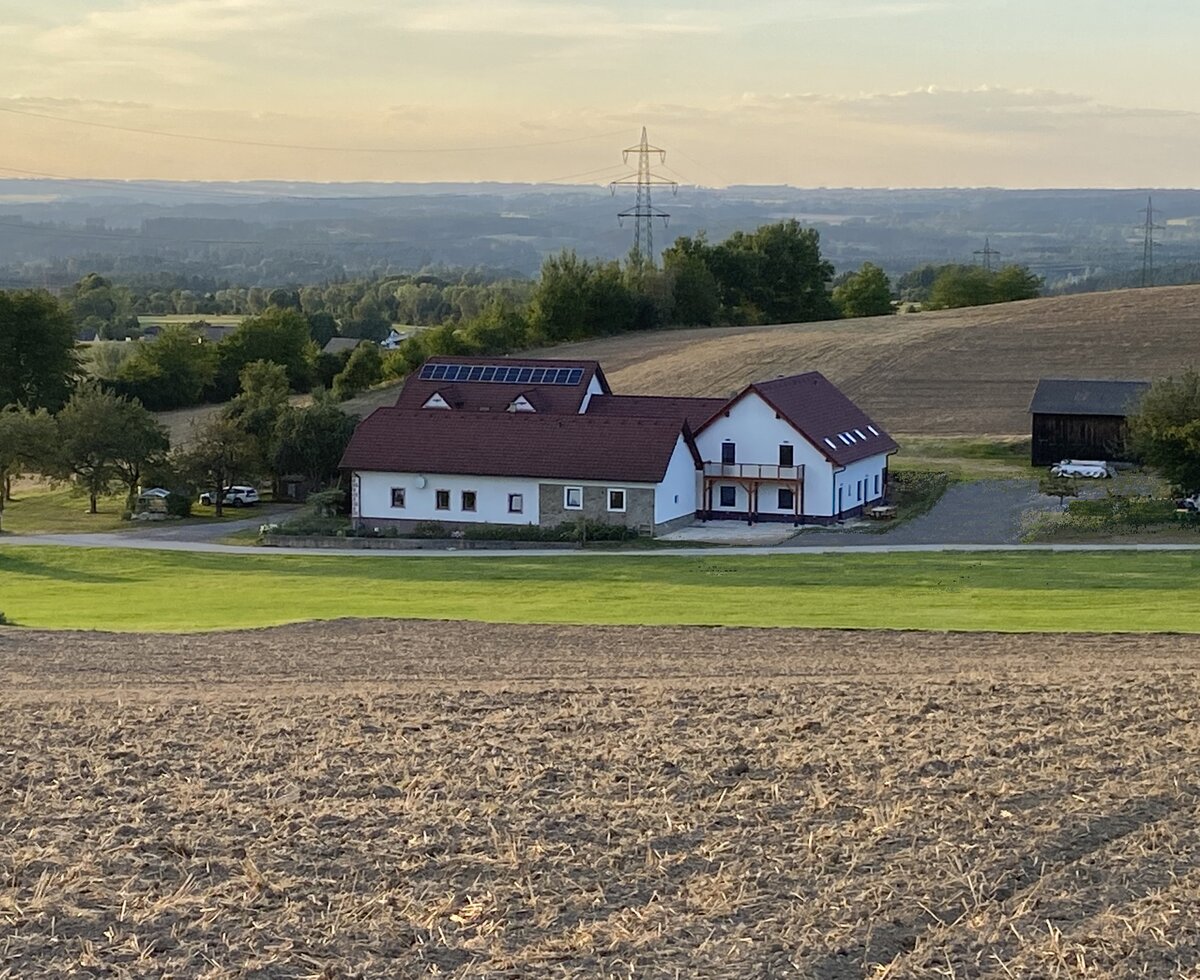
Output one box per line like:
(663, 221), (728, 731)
(395, 357), (609, 415)
(341, 409), (693, 483)
(586, 394), (729, 431)
(701, 372), (899, 466)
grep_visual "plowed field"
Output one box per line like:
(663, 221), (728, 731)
(5, 620), (1200, 978)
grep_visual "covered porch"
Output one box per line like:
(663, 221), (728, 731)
(700, 462), (806, 525)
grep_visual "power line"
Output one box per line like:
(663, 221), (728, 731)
(609, 128), (677, 265)
(973, 236), (1000, 271)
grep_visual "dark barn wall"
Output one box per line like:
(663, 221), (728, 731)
(1031, 413), (1134, 466)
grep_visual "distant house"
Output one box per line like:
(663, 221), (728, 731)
(1028, 378), (1150, 466)
(323, 336), (368, 356)
(339, 356), (898, 534)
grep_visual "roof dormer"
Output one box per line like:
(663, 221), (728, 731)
(422, 392), (451, 410)
(507, 394), (538, 413)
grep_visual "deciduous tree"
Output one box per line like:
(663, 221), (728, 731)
(1128, 369), (1200, 492)
(0, 290), (79, 412)
(832, 263), (893, 318)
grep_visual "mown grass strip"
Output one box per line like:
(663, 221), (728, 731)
(1, 546), (1198, 633)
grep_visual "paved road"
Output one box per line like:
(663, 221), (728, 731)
(3, 480), (1197, 556)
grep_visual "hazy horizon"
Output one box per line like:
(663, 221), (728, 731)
(4, 1), (1200, 188)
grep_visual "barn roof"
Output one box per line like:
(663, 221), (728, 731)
(586, 394), (728, 431)
(698, 372), (899, 466)
(395, 356), (609, 415)
(341, 409), (694, 483)
(323, 336), (367, 355)
(1029, 379), (1150, 417)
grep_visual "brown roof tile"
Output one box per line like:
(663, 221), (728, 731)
(702, 372), (899, 466)
(395, 356), (609, 415)
(586, 394), (729, 431)
(341, 408), (692, 483)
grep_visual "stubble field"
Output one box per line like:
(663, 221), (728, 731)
(5, 619), (1200, 978)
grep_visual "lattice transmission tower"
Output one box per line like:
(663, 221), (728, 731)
(973, 237), (1000, 271)
(1140, 195), (1163, 287)
(610, 127), (677, 265)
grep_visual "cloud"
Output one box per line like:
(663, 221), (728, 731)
(397, 1), (720, 38)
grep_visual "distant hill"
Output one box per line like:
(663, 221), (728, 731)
(531, 286), (1200, 436)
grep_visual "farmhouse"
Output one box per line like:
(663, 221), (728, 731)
(1029, 378), (1150, 467)
(340, 356), (897, 534)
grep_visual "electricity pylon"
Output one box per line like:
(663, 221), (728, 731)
(1140, 195), (1163, 287)
(609, 127), (677, 266)
(973, 237), (1000, 271)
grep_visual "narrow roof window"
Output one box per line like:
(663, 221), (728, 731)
(867, 425), (879, 436)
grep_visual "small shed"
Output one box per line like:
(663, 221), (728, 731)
(1028, 378), (1150, 466)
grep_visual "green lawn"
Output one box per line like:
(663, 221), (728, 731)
(1, 546), (1198, 633)
(0, 487), (130, 534)
(891, 435), (1035, 479)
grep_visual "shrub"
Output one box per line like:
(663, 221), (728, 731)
(412, 521), (447, 538)
(0, 611), (8, 626)
(165, 490), (192, 518)
(888, 470), (951, 520)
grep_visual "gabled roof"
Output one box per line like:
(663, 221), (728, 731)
(395, 356), (609, 415)
(699, 372), (899, 466)
(586, 394), (729, 431)
(1029, 378), (1150, 417)
(324, 336), (367, 355)
(341, 409), (694, 483)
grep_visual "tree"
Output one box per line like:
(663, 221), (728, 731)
(181, 415), (257, 517)
(0, 290), (79, 412)
(272, 398), (359, 489)
(306, 311), (338, 347)
(116, 323), (219, 409)
(926, 266), (996, 310)
(224, 360), (291, 481)
(53, 385), (167, 514)
(992, 264), (1044, 302)
(331, 343), (383, 401)
(0, 407), (54, 527)
(1128, 369), (1200, 492)
(213, 308), (318, 399)
(663, 237), (720, 326)
(832, 263), (893, 318)
(1039, 474), (1079, 508)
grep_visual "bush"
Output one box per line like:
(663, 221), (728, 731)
(888, 470), (951, 519)
(165, 490), (192, 518)
(0, 611), (8, 626)
(412, 521), (447, 538)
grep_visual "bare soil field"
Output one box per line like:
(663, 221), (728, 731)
(532, 285), (1200, 436)
(5, 620), (1200, 977)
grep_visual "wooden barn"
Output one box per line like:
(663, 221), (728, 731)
(1028, 378), (1150, 467)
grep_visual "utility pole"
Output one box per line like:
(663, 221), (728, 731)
(609, 127), (677, 266)
(973, 237), (1000, 271)
(1140, 195), (1163, 287)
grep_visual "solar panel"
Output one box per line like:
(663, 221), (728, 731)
(419, 363), (588, 385)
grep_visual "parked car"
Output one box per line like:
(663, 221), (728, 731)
(1050, 459), (1112, 479)
(199, 485), (260, 507)
(1177, 494), (1200, 512)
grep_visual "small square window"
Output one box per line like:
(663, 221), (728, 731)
(461, 490), (477, 512)
(564, 486), (583, 510)
(390, 488), (405, 509)
(719, 485), (736, 508)
(778, 487), (794, 510)
(508, 493), (523, 514)
(435, 489), (450, 510)
(607, 489), (626, 512)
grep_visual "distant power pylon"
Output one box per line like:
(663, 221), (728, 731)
(1140, 195), (1163, 287)
(609, 127), (677, 265)
(973, 237), (1000, 271)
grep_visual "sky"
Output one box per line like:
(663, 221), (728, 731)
(1, 0), (1199, 187)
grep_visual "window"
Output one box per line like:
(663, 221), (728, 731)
(607, 489), (626, 512)
(778, 487), (794, 510)
(390, 488), (405, 509)
(874, 474), (880, 497)
(564, 486), (583, 510)
(778, 445), (794, 467)
(435, 489), (450, 510)
(721, 442), (736, 466)
(461, 490), (477, 512)
(857, 480), (863, 502)
(719, 485), (736, 508)
(508, 493), (523, 514)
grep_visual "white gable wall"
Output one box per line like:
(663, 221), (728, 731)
(695, 391), (889, 518)
(654, 435), (700, 525)
(579, 373), (605, 413)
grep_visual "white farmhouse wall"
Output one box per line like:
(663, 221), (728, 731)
(695, 392), (891, 518)
(654, 435), (700, 524)
(358, 471), (541, 526)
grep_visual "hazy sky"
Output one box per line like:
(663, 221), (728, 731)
(2, 0), (1199, 186)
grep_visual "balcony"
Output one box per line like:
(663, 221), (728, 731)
(703, 462), (803, 481)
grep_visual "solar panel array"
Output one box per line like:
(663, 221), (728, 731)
(418, 363), (585, 386)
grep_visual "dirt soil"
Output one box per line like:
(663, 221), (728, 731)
(532, 285), (1200, 436)
(5, 619), (1200, 978)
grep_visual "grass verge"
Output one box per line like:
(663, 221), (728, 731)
(891, 435), (1034, 479)
(1, 546), (1198, 633)
(0, 487), (130, 534)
